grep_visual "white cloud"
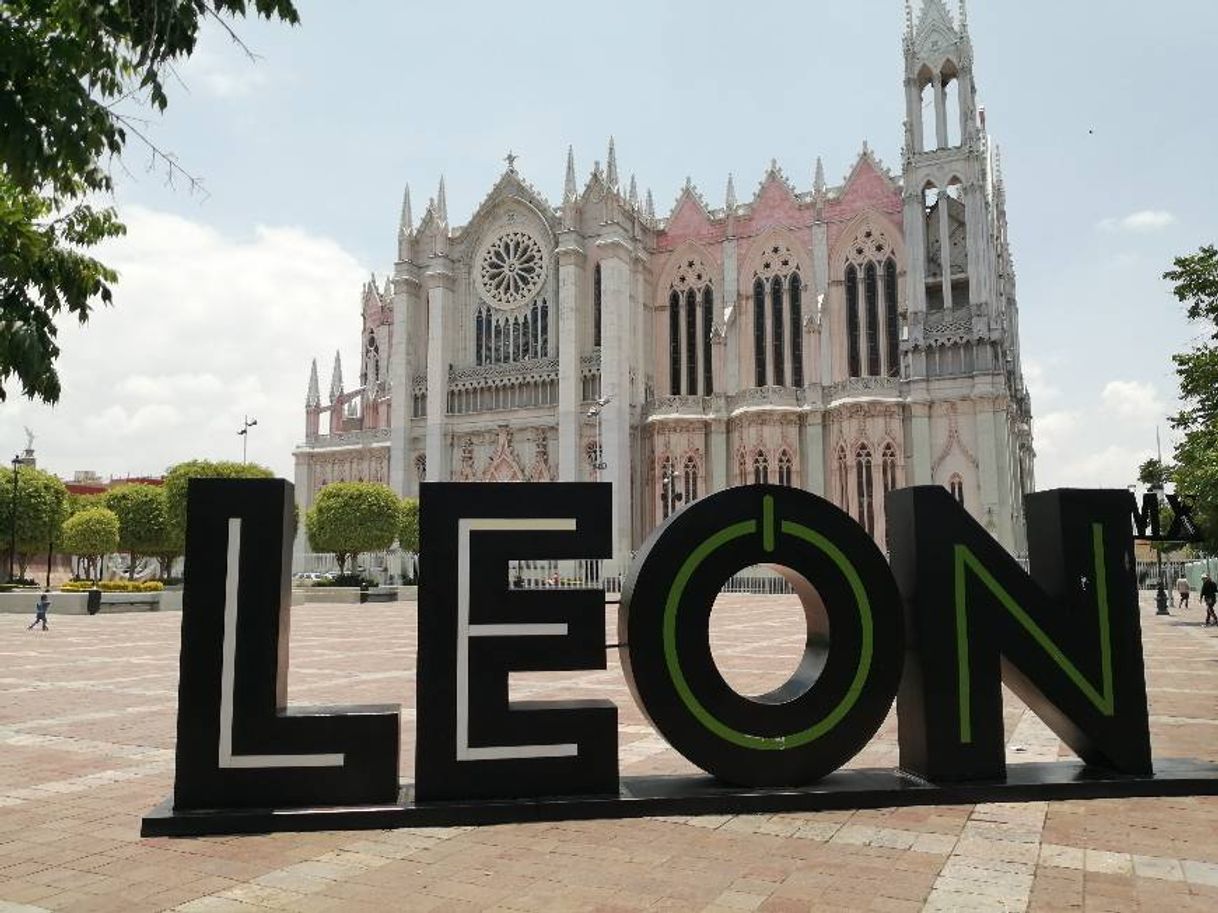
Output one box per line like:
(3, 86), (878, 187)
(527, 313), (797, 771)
(0, 207), (367, 482)
(1100, 380), (1167, 423)
(179, 46), (271, 99)
(1022, 359), (1060, 406)
(1097, 210), (1176, 233)
(1034, 378), (1172, 490)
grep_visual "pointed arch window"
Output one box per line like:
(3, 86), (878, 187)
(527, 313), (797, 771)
(771, 276), (785, 386)
(846, 264), (861, 378)
(683, 455), (699, 503)
(881, 443), (899, 495)
(493, 321), (504, 364)
(538, 298), (549, 357)
(737, 450), (747, 486)
(949, 473), (965, 505)
(777, 450), (794, 487)
(669, 290), (681, 395)
(865, 261), (880, 376)
(856, 444), (875, 536)
(511, 316), (521, 361)
(593, 262), (603, 348)
(753, 450), (769, 485)
(522, 310), (532, 359)
(836, 445), (849, 510)
(685, 288), (698, 395)
(702, 287), (714, 395)
(753, 278), (767, 387)
(884, 258), (899, 377)
(660, 457), (676, 520)
(789, 274), (803, 387)
(475, 309), (485, 366)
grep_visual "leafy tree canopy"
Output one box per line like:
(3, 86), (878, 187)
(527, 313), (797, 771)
(104, 483), (168, 574)
(0, 464), (68, 555)
(398, 497), (419, 554)
(162, 459), (273, 555)
(1164, 244), (1218, 554)
(0, 0), (300, 403)
(61, 506), (120, 576)
(305, 483), (401, 574)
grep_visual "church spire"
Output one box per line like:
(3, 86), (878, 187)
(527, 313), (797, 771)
(814, 156), (826, 197)
(905, 0), (914, 37)
(306, 359), (320, 408)
(628, 173), (639, 208)
(329, 350), (344, 403)
(435, 175), (448, 225)
(725, 173), (737, 210)
(606, 136), (618, 189)
(645, 188), (655, 220)
(399, 184), (413, 234)
(563, 145), (577, 201)
(958, 0), (969, 33)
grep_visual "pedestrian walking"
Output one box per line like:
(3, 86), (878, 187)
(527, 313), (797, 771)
(1176, 577), (1191, 610)
(1201, 574), (1218, 627)
(27, 590), (50, 632)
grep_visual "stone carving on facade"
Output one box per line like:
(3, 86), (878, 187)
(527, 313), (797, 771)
(476, 229), (549, 308)
(932, 403), (980, 476)
(483, 425), (524, 481)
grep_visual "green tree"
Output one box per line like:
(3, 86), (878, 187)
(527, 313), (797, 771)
(398, 497), (420, 554)
(0, 1), (300, 403)
(104, 483), (168, 579)
(1164, 245), (1218, 554)
(162, 459), (274, 566)
(305, 483), (401, 576)
(0, 465), (68, 579)
(61, 507), (120, 582)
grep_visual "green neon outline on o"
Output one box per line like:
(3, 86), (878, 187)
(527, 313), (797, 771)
(660, 516), (876, 751)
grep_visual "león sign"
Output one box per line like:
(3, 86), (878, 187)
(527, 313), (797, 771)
(142, 479), (1218, 836)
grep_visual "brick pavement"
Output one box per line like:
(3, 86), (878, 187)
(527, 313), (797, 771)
(0, 593), (1216, 912)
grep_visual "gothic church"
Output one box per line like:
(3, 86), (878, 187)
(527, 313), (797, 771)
(294, 0), (1035, 565)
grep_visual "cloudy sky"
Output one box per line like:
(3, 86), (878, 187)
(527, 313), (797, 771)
(2, 0), (1215, 491)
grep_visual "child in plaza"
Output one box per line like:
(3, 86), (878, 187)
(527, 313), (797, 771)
(1201, 574), (1218, 627)
(27, 590), (50, 631)
(1176, 577), (1191, 610)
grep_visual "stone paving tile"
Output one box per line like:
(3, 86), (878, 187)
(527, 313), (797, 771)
(1, 593), (1216, 911)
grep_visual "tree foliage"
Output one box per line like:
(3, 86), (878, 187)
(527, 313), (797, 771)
(0, 464), (68, 576)
(0, 0), (300, 403)
(1164, 244), (1218, 554)
(104, 483), (168, 578)
(398, 497), (420, 554)
(162, 459), (274, 560)
(61, 507), (120, 581)
(305, 483), (401, 574)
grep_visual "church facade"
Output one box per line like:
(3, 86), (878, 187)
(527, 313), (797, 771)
(294, 0), (1035, 565)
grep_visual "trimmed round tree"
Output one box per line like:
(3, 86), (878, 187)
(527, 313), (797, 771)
(305, 483), (401, 577)
(104, 483), (168, 579)
(61, 507), (120, 582)
(162, 459), (274, 573)
(398, 497), (420, 553)
(0, 465), (68, 579)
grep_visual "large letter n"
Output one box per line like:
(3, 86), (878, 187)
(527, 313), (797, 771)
(888, 487), (1151, 783)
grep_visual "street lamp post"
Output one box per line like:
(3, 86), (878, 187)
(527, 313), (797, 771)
(1152, 481), (1171, 616)
(8, 455), (20, 583)
(237, 416), (258, 464)
(585, 397), (611, 481)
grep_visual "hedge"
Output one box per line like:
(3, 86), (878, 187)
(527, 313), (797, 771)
(60, 580), (165, 592)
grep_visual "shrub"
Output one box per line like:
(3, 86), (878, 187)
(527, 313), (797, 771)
(60, 579), (164, 592)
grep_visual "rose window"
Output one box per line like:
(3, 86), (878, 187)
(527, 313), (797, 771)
(477, 231), (548, 308)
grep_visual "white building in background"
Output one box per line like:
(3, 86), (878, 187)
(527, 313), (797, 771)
(294, 0), (1035, 564)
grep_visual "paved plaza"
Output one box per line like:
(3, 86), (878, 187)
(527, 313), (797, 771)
(1, 593), (1217, 913)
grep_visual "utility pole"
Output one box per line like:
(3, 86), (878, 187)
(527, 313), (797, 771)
(1153, 427), (1171, 616)
(7, 455), (18, 583)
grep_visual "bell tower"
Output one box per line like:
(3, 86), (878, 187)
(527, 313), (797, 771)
(901, 0), (994, 331)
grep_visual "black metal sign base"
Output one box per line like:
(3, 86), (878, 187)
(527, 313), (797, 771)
(142, 758), (1218, 838)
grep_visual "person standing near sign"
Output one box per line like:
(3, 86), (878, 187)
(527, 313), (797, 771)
(27, 590), (50, 631)
(1201, 574), (1217, 626)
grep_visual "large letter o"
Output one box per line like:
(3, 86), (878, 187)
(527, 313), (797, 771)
(620, 485), (903, 786)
